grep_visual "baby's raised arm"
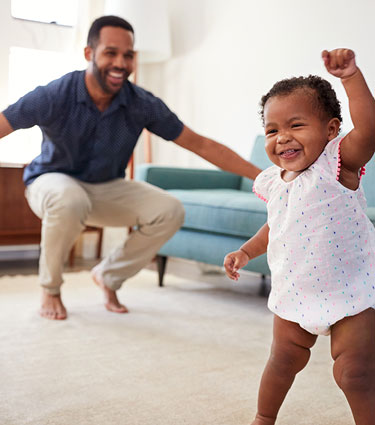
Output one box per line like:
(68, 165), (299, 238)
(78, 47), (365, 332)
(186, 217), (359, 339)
(322, 49), (375, 185)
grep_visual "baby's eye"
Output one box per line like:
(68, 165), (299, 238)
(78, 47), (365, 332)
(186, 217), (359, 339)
(292, 123), (304, 128)
(266, 129), (277, 135)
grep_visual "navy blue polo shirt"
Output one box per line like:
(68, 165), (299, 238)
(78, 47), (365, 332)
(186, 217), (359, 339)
(3, 70), (184, 185)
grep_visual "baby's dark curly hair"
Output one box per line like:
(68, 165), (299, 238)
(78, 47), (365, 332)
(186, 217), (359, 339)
(260, 75), (342, 128)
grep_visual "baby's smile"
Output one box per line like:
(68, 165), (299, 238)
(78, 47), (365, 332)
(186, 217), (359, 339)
(279, 149), (301, 159)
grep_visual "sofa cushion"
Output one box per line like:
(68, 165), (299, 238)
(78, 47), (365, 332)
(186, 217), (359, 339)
(168, 188), (267, 238)
(240, 135), (272, 192)
(366, 207), (375, 225)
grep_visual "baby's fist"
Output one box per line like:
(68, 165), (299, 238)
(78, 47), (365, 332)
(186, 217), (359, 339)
(322, 48), (357, 79)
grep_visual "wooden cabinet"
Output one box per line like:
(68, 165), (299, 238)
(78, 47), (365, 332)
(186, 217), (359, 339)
(0, 163), (41, 246)
(0, 164), (103, 264)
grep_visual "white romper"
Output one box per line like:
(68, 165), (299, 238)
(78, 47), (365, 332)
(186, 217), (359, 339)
(253, 137), (375, 335)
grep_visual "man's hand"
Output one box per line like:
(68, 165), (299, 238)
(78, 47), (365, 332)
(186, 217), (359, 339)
(322, 48), (357, 80)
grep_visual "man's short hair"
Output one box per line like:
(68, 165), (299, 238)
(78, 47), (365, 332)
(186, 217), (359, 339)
(87, 15), (134, 48)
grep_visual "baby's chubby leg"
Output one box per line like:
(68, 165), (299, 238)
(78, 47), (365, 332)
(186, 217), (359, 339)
(251, 315), (317, 425)
(331, 308), (375, 425)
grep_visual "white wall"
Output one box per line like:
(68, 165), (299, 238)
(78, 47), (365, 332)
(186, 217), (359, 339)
(142, 0), (375, 169)
(1, 0), (374, 167)
(1, 0), (374, 257)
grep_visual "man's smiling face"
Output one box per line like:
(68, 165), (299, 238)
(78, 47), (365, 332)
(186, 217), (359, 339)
(88, 26), (135, 95)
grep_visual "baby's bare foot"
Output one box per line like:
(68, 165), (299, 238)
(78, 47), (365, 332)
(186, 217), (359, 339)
(92, 268), (128, 314)
(40, 291), (67, 320)
(250, 414), (276, 425)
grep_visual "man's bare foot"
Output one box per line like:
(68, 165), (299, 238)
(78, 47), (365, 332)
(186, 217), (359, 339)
(91, 268), (128, 313)
(40, 291), (67, 320)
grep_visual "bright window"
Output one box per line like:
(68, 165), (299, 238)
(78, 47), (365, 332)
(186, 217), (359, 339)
(0, 47), (80, 164)
(11, 0), (78, 26)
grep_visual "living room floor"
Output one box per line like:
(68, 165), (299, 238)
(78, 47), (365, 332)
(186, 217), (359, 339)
(0, 256), (96, 276)
(0, 250), (267, 296)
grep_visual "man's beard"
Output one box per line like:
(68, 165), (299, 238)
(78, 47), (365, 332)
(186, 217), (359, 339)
(92, 59), (127, 95)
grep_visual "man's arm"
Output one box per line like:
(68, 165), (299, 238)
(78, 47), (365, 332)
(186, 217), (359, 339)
(0, 113), (14, 139)
(173, 125), (262, 180)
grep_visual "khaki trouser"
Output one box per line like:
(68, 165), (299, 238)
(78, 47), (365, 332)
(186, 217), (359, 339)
(26, 173), (184, 295)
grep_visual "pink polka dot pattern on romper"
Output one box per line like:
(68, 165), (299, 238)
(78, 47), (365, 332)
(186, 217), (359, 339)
(253, 137), (375, 335)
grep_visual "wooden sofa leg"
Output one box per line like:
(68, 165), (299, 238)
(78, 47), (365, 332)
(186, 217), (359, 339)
(259, 274), (270, 297)
(156, 255), (168, 287)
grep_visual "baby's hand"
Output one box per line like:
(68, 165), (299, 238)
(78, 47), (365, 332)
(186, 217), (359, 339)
(223, 250), (249, 281)
(322, 48), (357, 79)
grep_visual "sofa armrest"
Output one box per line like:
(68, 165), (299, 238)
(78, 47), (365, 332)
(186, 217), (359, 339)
(135, 164), (242, 190)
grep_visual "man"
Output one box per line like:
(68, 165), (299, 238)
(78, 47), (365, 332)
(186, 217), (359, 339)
(0, 16), (261, 320)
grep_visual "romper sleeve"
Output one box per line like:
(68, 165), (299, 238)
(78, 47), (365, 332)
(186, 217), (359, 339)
(252, 166), (279, 203)
(324, 135), (366, 182)
(314, 136), (366, 182)
(318, 136), (341, 180)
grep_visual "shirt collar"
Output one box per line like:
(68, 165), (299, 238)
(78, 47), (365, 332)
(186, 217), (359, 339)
(76, 71), (129, 109)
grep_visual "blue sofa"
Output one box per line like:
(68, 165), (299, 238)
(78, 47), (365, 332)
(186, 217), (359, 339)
(136, 135), (272, 294)
(136, 135), (375, 295)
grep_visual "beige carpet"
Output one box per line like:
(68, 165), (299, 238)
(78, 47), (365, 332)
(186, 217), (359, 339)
(0, 269), (353, 425)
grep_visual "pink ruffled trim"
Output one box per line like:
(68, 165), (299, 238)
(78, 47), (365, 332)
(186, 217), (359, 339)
(252, 185), (268, 203)
(336, 137), (366, 181)
(336, 138), (342, 181)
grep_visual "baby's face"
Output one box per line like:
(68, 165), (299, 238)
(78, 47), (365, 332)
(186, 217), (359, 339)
(263, 90), (335, 176)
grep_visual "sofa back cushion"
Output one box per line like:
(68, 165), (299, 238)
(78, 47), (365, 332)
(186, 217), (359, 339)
(363, 158), (375, 207)
(168, 188), (267, 237)
(240, 135), (272, 192)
